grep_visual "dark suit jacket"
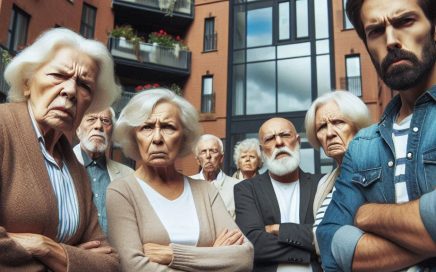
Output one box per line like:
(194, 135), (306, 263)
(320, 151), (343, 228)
(234, 170), (322, 272)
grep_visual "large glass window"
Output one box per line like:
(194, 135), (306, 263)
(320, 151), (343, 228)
(80, 3), (96, 39)
(7, 6), (30, 52)
(246, 61), (276, 114)
(295, 0), (308, 38)
(204, 17), (217, 51)
(247, 6), (272, 47)
(201, 76), (214, 113)
(278, 2), (290, 40)
(345, 55), (362, 97)
(343, 0), (353, 29)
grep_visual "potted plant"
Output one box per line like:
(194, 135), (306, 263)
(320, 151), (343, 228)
(110, 25), (144, 60)
(148, 30), (187, 59)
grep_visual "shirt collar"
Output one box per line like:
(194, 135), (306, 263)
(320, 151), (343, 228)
(199, 169), (224, 182)
(28, 102), (45, 144)
(81, 147), (107, 168)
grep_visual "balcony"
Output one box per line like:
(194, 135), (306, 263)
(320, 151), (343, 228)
(113, 0), (194, 31)
(203, 32), (217, 52)
(109, 37), (191, 81)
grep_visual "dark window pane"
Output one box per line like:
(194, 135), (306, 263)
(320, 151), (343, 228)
(247, 7), (272, 47)
(246, 61), (275, 114)
(80, 4), (96, 39)
(277, 57), (311, 112)
(7, 6), (29, 52)
(233, 65), (245, 115)
(204, 18), (217, 51)
(234, 5), (246, 49)
(201, 76), (214, 112)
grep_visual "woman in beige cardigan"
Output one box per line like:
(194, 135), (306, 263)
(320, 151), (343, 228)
(107, 88), (253, 271)
(305, 90), (371, 255)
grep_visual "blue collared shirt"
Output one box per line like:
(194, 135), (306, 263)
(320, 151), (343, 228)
(317, 86), (436, 271)
(81, 148), (111, 234)
(28, 103), (79, 242)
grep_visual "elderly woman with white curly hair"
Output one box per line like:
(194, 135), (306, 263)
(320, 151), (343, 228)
(0, 28), (121, 271)
(304, 90), (371, 255)
(106, 88), (254, 272)
(232, 138), (262, 181)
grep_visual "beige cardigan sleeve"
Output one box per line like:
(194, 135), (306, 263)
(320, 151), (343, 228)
(168, 183), (254, 272)
(107, 182), (181, 272)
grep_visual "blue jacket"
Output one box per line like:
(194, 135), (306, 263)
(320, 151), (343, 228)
(317, 86), (436, 271)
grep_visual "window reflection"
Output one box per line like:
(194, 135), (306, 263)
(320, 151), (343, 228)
(247, 46), (276, 62)
(246, 61), (276, 114)
(234, 5), (246, 49)
(279, 2), (290, 40)
(247, 7), (272, 47)
(296, 0), (309, 38)
(277, 57), (311, 112)
(233, 65), (245, 115)
(317, 55), (331, 97)
(315, 0), (329, 39)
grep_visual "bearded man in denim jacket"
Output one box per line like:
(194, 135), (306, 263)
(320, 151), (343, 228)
(316, 0), (436, 271)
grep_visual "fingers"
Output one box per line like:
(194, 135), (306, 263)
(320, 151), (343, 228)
(78, 240), (101, 250)
(213, 229), (244, 247)
(224, 230), (243, 245)
(88, 246), (112, 254)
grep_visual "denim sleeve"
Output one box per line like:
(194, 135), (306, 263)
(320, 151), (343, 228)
(316, 141), (367, 272)
(419, 190), (436, 242)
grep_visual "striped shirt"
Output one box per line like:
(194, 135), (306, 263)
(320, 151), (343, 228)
(392, 114), (412, 204)
(313, 187), (335, 233)
(28, 104), (79, 242)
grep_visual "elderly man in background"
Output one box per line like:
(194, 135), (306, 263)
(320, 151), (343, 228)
(74, 107), (134, 234)
(191, 134), (240, 219)
(0, 28), (120, 271)
(234, 117), (322, 272)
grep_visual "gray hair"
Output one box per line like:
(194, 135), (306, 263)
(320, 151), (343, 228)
(233, 138), (261, 167)
(113, 88), (201, 161)
(4, 28), (121, 113)
(305, 90), (372, 150)
(194, 134), (224, 157)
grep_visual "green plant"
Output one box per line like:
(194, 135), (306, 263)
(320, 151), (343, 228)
(1, 49), (12, 65)
(110, 25), (144, 60)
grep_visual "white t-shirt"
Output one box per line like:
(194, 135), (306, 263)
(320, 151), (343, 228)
(270, 177), (312, 272)
(137, 177), (200, 245)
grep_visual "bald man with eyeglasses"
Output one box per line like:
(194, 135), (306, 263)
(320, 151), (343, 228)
(74, 107), (134, 234)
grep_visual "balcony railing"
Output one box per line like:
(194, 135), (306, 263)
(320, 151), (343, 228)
(0, 47), (10, 101)
(113, 0), (193, 16)
(340, 76), (362, 97)
(204, 32), (217, 52)
(109, 37), (191, 72)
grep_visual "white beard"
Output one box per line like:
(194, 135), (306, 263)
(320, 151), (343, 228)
(263, 145), (300, 176)
(79, 130), (108, 155)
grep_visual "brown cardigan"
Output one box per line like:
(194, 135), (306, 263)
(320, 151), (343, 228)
(107, 174), (254, 272)
(0, 102), (119, 271)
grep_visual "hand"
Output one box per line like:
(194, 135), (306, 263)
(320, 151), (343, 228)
(78, 240), (112, 254)
(143, 243), (173, 265)
(9, 232), (57, 257)
(265, 224), (280, 236)
(213, 229), (244, 247)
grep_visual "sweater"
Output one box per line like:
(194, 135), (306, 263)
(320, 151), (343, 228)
(0, 102), (119, 272)
(107, 174), (254, 272)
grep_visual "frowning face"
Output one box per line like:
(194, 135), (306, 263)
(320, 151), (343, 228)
(26, 46), (98, 135)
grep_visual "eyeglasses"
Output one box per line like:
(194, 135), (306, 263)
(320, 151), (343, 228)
(262, 130), (294, 145)
(85, 116), (113, 126)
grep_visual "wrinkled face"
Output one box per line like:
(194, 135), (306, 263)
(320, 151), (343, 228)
(135, 101), (183, 167)
(26, 46), (98, 134)
(315, 101), (357, 163)
(196, 139), (223, 173)
(259, 118), (299, 160)
(361, 0), (436, 90)
(77, 108), (113, 155)
(238, 150), (260, 172)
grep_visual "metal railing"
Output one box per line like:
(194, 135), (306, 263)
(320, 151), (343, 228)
(204, 32), (217, 52)
(109, 37), (191, 71)
(114, 0), (193, 16)
(340, 76), (362, 97)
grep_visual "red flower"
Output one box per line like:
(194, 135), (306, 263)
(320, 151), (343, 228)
(176, 35), (181, 41)
(144, 84), (152, 89)
(153, 83), (160, 88)
(135, 85), (143, 91)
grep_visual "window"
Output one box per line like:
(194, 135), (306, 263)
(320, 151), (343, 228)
(80, 3), (96, 39)
(345, 55), (362, 97)
(204, 18), (217, 51)
(7, 6), (30, 52)
(343, 0), (353, 29)
(201, 76), (214, 113)
(278, 0), (309, 42)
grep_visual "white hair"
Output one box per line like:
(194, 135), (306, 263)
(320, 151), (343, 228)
(113, 88), (202, 161)
(233, 138), (261, 167)
(262, 145), (300, 176)
(305, 90), (372, 150)
(4, 28), (121, 113)
(194, 134), (224, 157)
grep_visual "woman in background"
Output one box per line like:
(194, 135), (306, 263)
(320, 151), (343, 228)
(232, 138), (262, 181)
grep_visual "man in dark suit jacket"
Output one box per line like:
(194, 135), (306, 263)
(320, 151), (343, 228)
(234, 117), (322, 272)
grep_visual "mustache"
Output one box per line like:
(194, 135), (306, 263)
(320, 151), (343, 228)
(269, 147), (293, 160)
(381, 47), (419, 74)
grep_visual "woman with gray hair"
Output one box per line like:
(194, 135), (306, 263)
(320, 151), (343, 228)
(232, 138), (262, 181)
(107, 88), (253, 271)
(305, 90), (371, 255)
(0, 28), (120, 271)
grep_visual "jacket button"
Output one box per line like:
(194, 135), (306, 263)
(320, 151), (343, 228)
(412, 127), (419, 132)
(388, 161), (394, 167)
(407, 152), (413, 159)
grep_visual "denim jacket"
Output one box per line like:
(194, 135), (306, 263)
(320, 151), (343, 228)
(316, 86), (436, 271)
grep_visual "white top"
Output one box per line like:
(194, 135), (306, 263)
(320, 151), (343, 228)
(392, 114), (412, 204)
(270, 177), (312, 272)
(136, 177), (200, 245)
